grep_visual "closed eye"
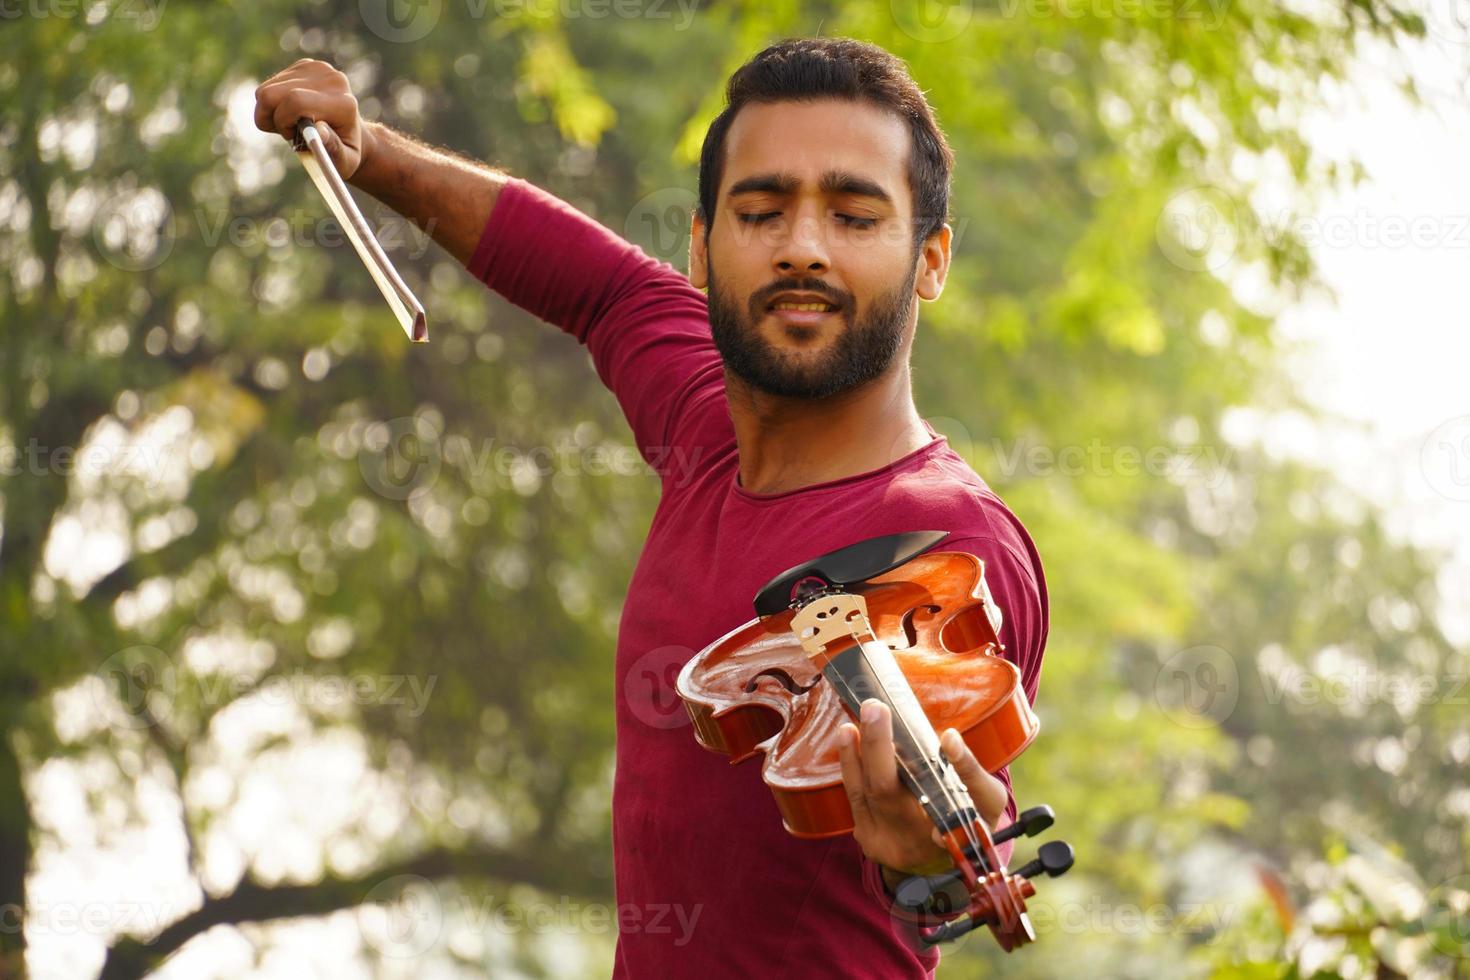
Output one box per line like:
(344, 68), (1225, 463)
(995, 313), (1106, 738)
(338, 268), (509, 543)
(735, 212), (878, 229)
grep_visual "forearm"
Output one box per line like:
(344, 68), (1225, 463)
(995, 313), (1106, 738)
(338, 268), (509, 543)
(349, 120), (508, 268)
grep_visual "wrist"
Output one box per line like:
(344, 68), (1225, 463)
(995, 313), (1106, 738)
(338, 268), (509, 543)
(350, 120), (391, 191)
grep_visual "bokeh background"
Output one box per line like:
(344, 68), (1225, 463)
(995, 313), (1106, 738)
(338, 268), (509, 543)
(2, 0), (1468, 977)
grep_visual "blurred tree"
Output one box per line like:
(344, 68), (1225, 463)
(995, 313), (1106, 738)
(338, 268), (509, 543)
(0, 0), (1461, 977)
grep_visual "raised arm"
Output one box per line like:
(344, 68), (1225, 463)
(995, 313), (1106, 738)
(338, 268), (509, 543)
(253, 59), (724, 475)
(253, 58), (505, 266)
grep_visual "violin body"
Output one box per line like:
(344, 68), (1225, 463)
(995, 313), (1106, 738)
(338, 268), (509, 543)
(677, 550), (1038, 839)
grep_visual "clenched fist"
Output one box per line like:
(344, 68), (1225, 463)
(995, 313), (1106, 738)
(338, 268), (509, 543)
(254, 59), (370, 179)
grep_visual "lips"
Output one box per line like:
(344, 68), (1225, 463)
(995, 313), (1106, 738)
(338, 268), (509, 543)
(771, 301), (837, 312)
(765, 290), (840, 312)
(767, 304), (839, 326)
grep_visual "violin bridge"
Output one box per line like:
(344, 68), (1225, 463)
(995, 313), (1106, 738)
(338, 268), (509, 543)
(791, 593), (873, 660)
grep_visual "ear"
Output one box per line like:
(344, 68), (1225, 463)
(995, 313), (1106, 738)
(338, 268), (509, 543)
(915, 222), (952, 302)
(689, 210), (709, 289)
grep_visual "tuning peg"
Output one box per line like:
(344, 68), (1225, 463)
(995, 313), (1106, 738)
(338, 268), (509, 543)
(1015, 840), (1074, 880)
(894, 869), (966, 914)
(993, 805), (1055, 845)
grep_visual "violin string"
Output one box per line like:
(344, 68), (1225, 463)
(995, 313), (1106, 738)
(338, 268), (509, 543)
(842, 629), (987, 872)
(831, 663), (986, 879)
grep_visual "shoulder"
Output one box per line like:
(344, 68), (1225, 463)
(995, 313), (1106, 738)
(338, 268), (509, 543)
(887, 445), (1044, 587)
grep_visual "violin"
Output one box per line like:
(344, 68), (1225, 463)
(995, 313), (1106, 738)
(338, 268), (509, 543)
(676, 530), (1073, 950)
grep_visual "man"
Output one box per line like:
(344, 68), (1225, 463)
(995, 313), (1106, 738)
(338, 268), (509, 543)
(256, 36), (1048, 978)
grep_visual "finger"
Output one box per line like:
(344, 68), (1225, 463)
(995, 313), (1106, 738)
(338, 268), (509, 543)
(941, 728), (1009, 827)
(254, 90), (275, 134)
(859, 700), (901, 796)
(270, 89), (351, 142)
(254, 68), (317, 132)
(313, 119), (345, 161)
(836, 722), (875, 831)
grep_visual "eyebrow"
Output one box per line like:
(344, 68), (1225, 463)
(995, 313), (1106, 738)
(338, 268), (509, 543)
(726, 170), (895, 206)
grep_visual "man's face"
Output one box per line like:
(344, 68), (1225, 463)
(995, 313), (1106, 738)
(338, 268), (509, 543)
(691, 99), (947, 400)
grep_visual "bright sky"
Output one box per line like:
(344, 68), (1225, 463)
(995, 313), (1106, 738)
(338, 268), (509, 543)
(1267, 28), (1470, 644)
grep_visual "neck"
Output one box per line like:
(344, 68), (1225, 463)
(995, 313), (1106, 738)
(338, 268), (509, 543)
(728, 359), (933, 495)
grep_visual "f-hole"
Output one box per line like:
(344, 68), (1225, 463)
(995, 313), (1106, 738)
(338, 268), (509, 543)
(745, 668), (819, 695)
(889, 604), (941, 651)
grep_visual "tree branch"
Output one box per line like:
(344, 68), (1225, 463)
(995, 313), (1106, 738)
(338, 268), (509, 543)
(96, 842), (611, 980)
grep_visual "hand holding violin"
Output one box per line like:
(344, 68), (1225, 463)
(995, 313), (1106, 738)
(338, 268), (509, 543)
(839, 700), (1010, 893)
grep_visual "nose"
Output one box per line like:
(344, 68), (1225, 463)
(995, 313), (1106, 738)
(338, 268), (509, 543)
(773, 206), (830, 275)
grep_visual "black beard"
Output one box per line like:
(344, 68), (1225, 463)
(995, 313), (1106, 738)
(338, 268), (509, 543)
(706, 259), (917, 400)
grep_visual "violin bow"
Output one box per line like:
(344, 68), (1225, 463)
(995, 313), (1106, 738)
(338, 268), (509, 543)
(292, 120), (428, 342)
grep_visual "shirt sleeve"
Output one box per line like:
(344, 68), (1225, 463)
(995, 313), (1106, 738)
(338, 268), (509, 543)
(467, 177), (723, 472)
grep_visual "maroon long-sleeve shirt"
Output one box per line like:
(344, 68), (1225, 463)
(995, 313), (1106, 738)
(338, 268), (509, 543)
(468, 178), (1049, 979)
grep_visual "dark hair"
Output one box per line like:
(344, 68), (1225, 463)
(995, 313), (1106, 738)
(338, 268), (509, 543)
(697, 37), (954, 249)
